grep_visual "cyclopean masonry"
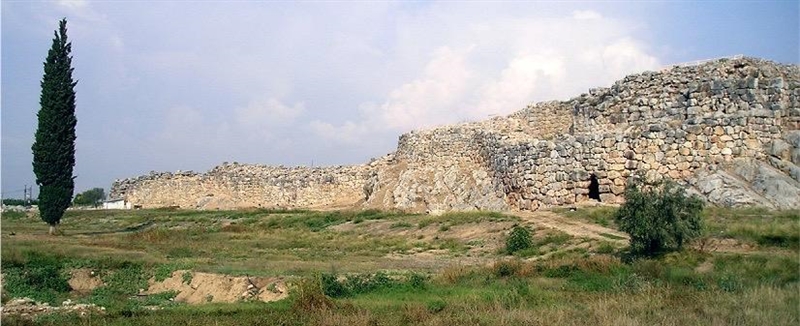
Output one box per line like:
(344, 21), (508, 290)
(111, 57), (800, 212)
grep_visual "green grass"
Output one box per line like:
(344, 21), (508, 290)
(1, 210), (27, 220)
(704, 208), (799, 249)
(554, 206), (618, 228)
(2, 207), (799, 326)
(390, 221), (413, 229)
(418, 211), (519, 229)
(535, 231), (571, 247)
(263, 210), (405, 231)
(1, 251), (72, 305)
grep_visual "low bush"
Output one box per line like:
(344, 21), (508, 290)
(292, 275), (335, 312)
(320, 272), (427, 298)
(1, 251), (71, 305)
(615, 178), (704, 257)
(491, 260), (522, 278)
(506, 225), (533, 254)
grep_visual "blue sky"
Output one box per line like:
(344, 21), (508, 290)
(2, 0), (798, 198)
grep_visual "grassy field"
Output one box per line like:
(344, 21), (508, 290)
(1, 206), (797, 325)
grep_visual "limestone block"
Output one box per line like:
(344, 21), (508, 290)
(599, 193), (616, 203)
(625, 160), (640, 170)
(609, 164), (625, 171)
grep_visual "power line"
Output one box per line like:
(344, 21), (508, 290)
(2, 189), (26, 193)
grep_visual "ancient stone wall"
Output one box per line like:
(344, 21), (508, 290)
(111, 162), (374, 209)
(111, 57), (800, 211)
(367, 57), (800, 210)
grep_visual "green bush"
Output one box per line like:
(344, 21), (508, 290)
(506, 225), (533, 254)
(321, 273), (348, 297)
(1, 252), (71, 305)
(408, 273), (428, 290)
(320, 272), (426, 298)
(615, 178), (704, 257)
(426, 299), (447, 313)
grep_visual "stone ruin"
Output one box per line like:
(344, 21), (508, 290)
(111, 57), (800, 212)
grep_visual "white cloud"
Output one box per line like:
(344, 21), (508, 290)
(109, 35), (124, 51)
(372, 46), (474, 130)
(602, 38), (660, 77)
(475, 52), (567, 118)
(236, 98), (305, 127)
(57, 0), (88, 9)
(573, 10), (602, 20)
(2, 2), (668, 192)
(55, 0), (106, 24)
(309, 120), (366, 144)
(313, 9), (660, 135)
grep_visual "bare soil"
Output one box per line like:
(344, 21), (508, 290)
(144, 270), (288, 304)
(513, 210), (629, 243)
(67, 269), (104, 293)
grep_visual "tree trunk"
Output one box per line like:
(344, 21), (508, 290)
(49, 224), (57, 235)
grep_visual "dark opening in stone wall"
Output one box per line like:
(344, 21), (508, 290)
(588, 174), (601, 201)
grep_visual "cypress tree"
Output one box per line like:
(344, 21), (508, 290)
(32, 18), (77, 235)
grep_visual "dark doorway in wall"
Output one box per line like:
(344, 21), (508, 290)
(588, 174), (601, 201)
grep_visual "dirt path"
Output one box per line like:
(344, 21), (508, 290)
(512, 210), (629, 243)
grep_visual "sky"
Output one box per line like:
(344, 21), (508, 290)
(2, 1), (798, 198)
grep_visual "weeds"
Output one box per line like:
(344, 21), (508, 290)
(2, 207), (798, 326)
(1, 210), (27, 220)
(704, 208), (799, 249)
(555, 206), (618, 228)
(1, 251), (71, 305)
(535, 231), (571, 247)
(292, 275), (335, 311)
(390, 221), (413, 229)
(181, 271), (193, 285)
(418, 211), (519, 230)
(320, 272), (428, 298)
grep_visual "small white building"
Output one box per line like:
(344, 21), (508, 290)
(102, 198), (131, 210)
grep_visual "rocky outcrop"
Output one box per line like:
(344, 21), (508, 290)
(111, 57), (800, 211)
(689, 158), (800, 209)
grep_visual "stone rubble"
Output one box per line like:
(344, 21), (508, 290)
(0, 297), (105, 318)
(111, 57), (800, 211)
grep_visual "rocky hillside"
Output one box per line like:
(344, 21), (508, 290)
(112, 57), (800, 211)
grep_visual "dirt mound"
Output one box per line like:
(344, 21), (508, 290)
(68, 269), (104, 293)
(145, 270), (288, 304)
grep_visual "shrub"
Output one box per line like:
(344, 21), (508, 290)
(506, 225), (533, 254)
(321, 273), (349, 297)
(2, 252), (71, 305)
(320, 271), (423, 298)
(615, 178), (704, 257)
(492, 260), (522, 278)
(408, 273), (427, 289)
(292, 275), (335, 312)
(426, 299), (447, 313)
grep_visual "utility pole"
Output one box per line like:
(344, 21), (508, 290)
(24, 185), (32, 207)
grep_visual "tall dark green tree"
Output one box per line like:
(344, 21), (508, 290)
(32, 19), (77, 235)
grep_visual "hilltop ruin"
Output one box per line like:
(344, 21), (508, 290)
(111, 57), (800, 211)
